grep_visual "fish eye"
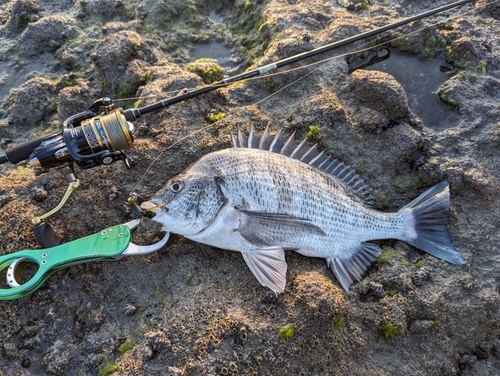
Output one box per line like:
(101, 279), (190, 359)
(169, 179), (184, 193)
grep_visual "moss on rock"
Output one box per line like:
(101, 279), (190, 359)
(186, 58), (224, 84)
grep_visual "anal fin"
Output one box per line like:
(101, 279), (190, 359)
(241, 246), (287, 295)
(327, 243), (381, 291)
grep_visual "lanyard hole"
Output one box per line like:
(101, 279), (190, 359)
(0, 258), (40, 289)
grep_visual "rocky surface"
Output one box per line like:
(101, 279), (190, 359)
(0, 0), (499, 375)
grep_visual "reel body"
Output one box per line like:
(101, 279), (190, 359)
(29, 99), (134, 171)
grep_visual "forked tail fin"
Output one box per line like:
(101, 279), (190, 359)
(402, 181), (464, 264)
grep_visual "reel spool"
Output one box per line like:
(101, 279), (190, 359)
(29, 106), (134, 171)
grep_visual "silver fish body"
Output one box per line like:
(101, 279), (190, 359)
(143, 126), (464, 294)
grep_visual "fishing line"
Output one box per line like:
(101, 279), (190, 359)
(130, 0), (496, 193)
(117, 0), (492, 107)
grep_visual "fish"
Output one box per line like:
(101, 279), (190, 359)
(141, 126), (464, 294)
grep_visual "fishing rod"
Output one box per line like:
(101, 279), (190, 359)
(123, 0), (474, 121)
(0, 0), (474, 248)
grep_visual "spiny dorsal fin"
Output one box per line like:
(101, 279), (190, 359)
(248, 125), (261, 148)
(259, 123), (273, 150)
(290, 138), (309, 159)
(231, 126), (375, 207)
(231, 132), (239, 147)
(238, 126), (247, 148)
(280, 131), (297, 156)
(269, 129), (287, 153)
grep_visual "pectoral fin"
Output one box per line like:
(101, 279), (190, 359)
(237, 210), (326, 247)
(241, 246), (287, 295)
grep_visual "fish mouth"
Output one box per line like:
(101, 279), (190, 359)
(139, 200), (168, 224)
(136, 200), (169, 232)
(140, 200), (159, 211)
(140, 200), (169, 213)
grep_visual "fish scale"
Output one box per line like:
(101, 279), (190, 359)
(211, 149), (378, 245)
(143, 126), (464, 294)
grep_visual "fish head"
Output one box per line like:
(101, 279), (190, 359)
(140, 170), (226, 236)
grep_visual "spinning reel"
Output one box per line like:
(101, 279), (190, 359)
(1, 98), (135, 247)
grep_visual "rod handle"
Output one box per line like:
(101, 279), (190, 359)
(1, 134), (49, 165)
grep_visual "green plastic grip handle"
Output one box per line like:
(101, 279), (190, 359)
(0, 224), (131, 300)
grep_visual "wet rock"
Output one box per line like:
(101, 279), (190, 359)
(57, 85), (93, 124)
(389, 30), (424, 55)
(18, 15), (78, 58)
(412, 268), (431, 287)
(463, 166), (499, 198)
(0, 1), (499, 375)
(90, 311), (105, 332)
(359, 280), (386, 302)
(353, 107), (388, 131)
(292, 271), (346, 319)
(260, 290), (279, 304)
(92, 30), (157, 91)
(348, 70), (412, 125)
(145, 331), (171, 353)
(140, 63), (203, 99)
(477, 0), (500, 20)
(21, 358), (31, 368)
(7, 77), (57, 127)
(0, 195), (8, 208)
(124, 303), (137, 315)
(186, 58), (224, 85)
(0, 137), (13, 148)
(272, 37), (314, 59)
(473, 346), (489, 360)
(408, 248), (423, 263)
(107, 184), (120, 201)
(40, 343), (77, 375)
(81, 353), (99, 369)
(3, 342), (19, 359)
(61, 47), (84, 70)
(48, 39), (60, 50)
(417, 158), (446, 186)
(340, 0), (372, 11)
(119, 59), (155, 96)
(8, 0), (41, 29)
(459, 353), (477, 367)
(316, 59), (349, 94)
(165, 367), (185, 376)
(148, 128), (160, 137)
(259, 21), (274, 41)
(292, 88), (347, 128)
(393, 241), (412, 260)
(438, 73), (500, 121)
(130, 341), (154, 361)
(409, 320), (433, 334)
(492, 344), (500, 358)
(446, 37), (488, 70)
(30, 186), (47, 202)
(385, 124), (423, 167)
(362, 281), (386, 300)
(76, 0), (125, 17)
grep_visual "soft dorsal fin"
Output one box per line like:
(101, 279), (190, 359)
(231, 125), (375, 207)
